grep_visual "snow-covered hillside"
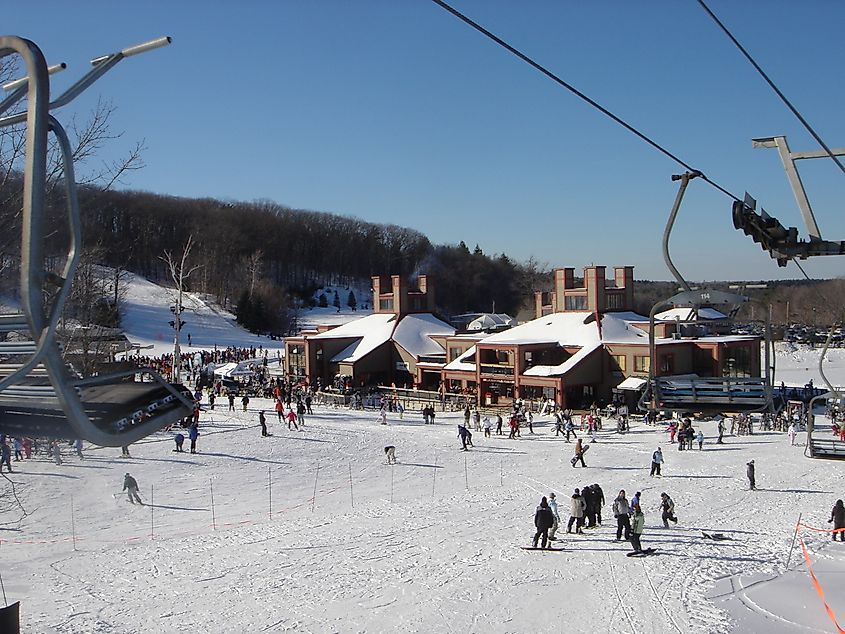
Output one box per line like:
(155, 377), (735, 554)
(119, 272), (284, 356)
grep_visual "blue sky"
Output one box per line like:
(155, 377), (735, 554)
(10, 1), (845, 281)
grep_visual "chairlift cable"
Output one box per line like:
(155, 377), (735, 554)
(429, 0), (740, 201)
(697, 0), (845, 178)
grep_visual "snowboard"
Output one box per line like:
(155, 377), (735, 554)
(520, 546), (566, 551)
(627, 547), (657, 557)
(570, 444), (590, 466)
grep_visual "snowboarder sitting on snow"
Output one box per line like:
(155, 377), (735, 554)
(123, 472), (142, 504)
(384, 445), (397, 465)
(660, 492), (678, 528)
(830, 499), (845, 541)
(631, 507), (646, 552)
(532, 496), (555, 549)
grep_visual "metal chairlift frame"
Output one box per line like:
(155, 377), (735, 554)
(0, 35), (193, 446)
(640, 171), (774, 414)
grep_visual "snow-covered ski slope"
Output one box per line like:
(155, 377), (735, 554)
(5, 276), (845, 633)
(119, 271), (284, 356)
(4, 402), (844, 633)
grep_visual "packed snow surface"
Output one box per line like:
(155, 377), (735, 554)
(4, 403), (844, 633)
(4, 272), (845, 633)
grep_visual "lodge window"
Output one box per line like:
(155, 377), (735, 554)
(449, 347), (462, 361)
(659, 354), (674, 374)
(379, 298), (394, 311)
(564, 295), (587, 310)
(724, 346), (752, 377)
(610, 354), (626, 372)
(634, 355), (650, 373)
(606, 293), (624, 310)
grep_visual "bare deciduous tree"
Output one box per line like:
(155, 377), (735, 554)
(161, 235), (203, 382)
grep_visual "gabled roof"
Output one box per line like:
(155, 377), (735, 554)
(393, 313), (455, 358)
(308, 312), (454, 364)
(311, 313), (397, 363)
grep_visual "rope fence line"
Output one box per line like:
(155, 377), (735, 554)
(795, 521), (845, 634)
(0, 450), (511, 549)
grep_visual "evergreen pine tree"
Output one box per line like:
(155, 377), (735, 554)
(347, 290), (357, 311)
(333, 290), (341, 309)
(318, 292), (328, 308)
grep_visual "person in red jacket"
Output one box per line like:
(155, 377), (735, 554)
(286, 409), (298, 431)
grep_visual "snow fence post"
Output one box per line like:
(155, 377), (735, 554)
(150, 485), (154, 541)
(786, 512), (802, 569)
(70, 495), (77, 552)
(311, 463), (319, 513)
(432, 452), (437, 498)
(349, 462), (354, 509)
(210, 480), (216, 531)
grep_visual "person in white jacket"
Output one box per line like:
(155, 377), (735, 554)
(787, 423), (797, 446)
(548, 492), (561, 540)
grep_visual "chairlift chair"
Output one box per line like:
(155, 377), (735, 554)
(0, 36), (192, 446)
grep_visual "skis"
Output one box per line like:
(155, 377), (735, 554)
(702, 532), (732, 541)
(520, 546), (565, 552)
(627, 547), (657, 557)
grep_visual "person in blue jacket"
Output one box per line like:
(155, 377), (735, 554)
(189, 422), (199, 454)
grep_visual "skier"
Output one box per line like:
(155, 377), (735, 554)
(472, 409), (481, 431)
(227, 391), (236, 412)
(696, 430), (704, 450)
(297, 401), (306, 428)
(378, 407), (387, 426)
(275, 398), (284, 423)
(384, 445), (397, 465)
(548, 492), (561, 541)
(482, 416), (492, 438)
(787, 423), (797, 446)
(123, 472), (142, 504)
(630, 507), (646, 553)
(189, 422), (199, 453)
(612, 489), (632, 541)
(259, 411), (269, 437)
(532, 496), (555, 549)
(717, 418), (725, 444)
(52, 440), (62, 465)
(287, 409), (299, 431)
(242, 394), (250, 412)
(0, 439), (11, 472)
(174, 433), (185, 452)
(567, 488), (586, 534)
(526, 410), (535, 435)
(13, 437), (23, 461)
(121, 445), (131, 458)
(746, 460), (756, 490)
(457, 424), (472, 451)
(495, 413), (503, 435)
(554, 412), (564, 436)
(305, 393), (313, 415)
(650, 447), (663, 477)
(565, 419), (577, 442)
(660, 492), (678, 528)
(830, 499), (845, 541)
(208, 392), (216, 410)
(631, 491), (642, 513)
(573, 438), (587, 468)
(74, 438), (84, 459)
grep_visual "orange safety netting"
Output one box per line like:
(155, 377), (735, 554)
(797, 521), (845, 634)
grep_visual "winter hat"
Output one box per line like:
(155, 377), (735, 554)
(549, 492), (556, 499)
(574, 488), (580, 494)
(540, 496), (548, 507)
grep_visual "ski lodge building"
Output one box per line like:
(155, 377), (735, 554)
(441, 265), (761, 409)
(283, 275), (454, 390)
